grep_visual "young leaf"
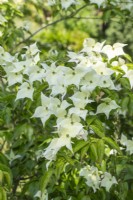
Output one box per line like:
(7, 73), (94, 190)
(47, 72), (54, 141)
(97, 139), (105, 163)
(73, 140), (90, 153)
(89, 143), (98, 161)
(90, 125), (105, 138)
(103, 137), (122, 154)
(40, 169), (53, 193)
(81, 144), (90, 159)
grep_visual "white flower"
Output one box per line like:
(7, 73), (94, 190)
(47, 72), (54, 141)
(16, 82), (34, 100)
(93, 61), (114, 76)
(120, 134), (133, 155)
(101, 172), (117, 191)
(96, 98), (120, 118)
(43, 62), (64, 86)
(102, 43), (126, 60)
(75, 57), (92, 75)
(79, 165), (101, 192)
(43, 135), (72, 161)
(68, 51), (84, 63)
(120, 134), (129, 146)
(56, 117), (87, 139)
(61, 0), (78, 9)
(22, 59), (38, 76)
(99, 76), (117, 90)
(90, 0), (106, 7)
(51, 100), (70, 118)
(50, 79), (67, 97)
(80, 166), (117, 192)
(29, 67), (46, 83)
(64, 68), (83, 87)
(69, 107), (88, 120)
(47, 0), (56, 6)
(25, 42), (40, 56)
(32, 93), (52, 125)
(80, 70), (101, 92)
(82, 38), (105, 53)
(123, 70), (133, 88)
(7, 72), (23, 86)
(0, 47), (14, 63)
(69, 91), (92, 109)
(33, 93), (70, 124)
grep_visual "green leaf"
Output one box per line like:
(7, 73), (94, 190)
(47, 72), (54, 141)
(126, 63), (133, 70)
(120, 78), (131, 90)
(55, 157), (66, 179)
(73, 140), (90, 153)
(81, 144), (90, 159)
(124, 165), (133, 181)
(90, 125), (105, 138)
(0, 170), (3, 184)
(0, 164), (12, 188)
(87, 117), (105, 138)
(3, 171), (12, 189)
(86, 116), (96, 125)
(97, 139), (105, 163)
(128, 95), (133, 116)
(103, 10), (112, 23)
(111, 65), (125, 74)
(0, 187), (7, 200)
(0, 153), (8, 166)
(0, 164), (12, 176)
(103, 137), (122, 154)
(89, 143), (98, 161)
(124, 54), (132, 62)
(82, 196), (91, 200)
(40, 169), (53, 193)
(121, 96), (129, 111)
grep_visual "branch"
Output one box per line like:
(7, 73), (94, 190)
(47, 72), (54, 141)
(71, 16), (102, 20)
(14, 4), (89, 49)
(71, 16), (120, 23)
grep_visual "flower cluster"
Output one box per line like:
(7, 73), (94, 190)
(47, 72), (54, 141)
(80, 165), (117, 192)
(0, 38), (132, 164)
(0, 43), (45, 100)
(1, 37), (132, 190)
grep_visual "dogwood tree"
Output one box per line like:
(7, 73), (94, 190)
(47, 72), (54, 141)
(0, 0), (133, 200)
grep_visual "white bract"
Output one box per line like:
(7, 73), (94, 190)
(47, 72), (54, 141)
(102, 43), (126, 60)
(80, 165), (117, 192)
(16, 82), (34, 100)
(123, 70), (133, 88)
(96, 98), (120, 118)
(101, 172), (117, 191)
(61, 0), (78, 9)
(69, 91), (92, 109)
(89, 0), (106, 7)
(80, 165), (101, 192)
(120, 134), (133, 155)
(47, 0), (56, 6)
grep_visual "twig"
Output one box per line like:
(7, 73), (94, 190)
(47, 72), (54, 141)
(13, 4), (89, 50)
